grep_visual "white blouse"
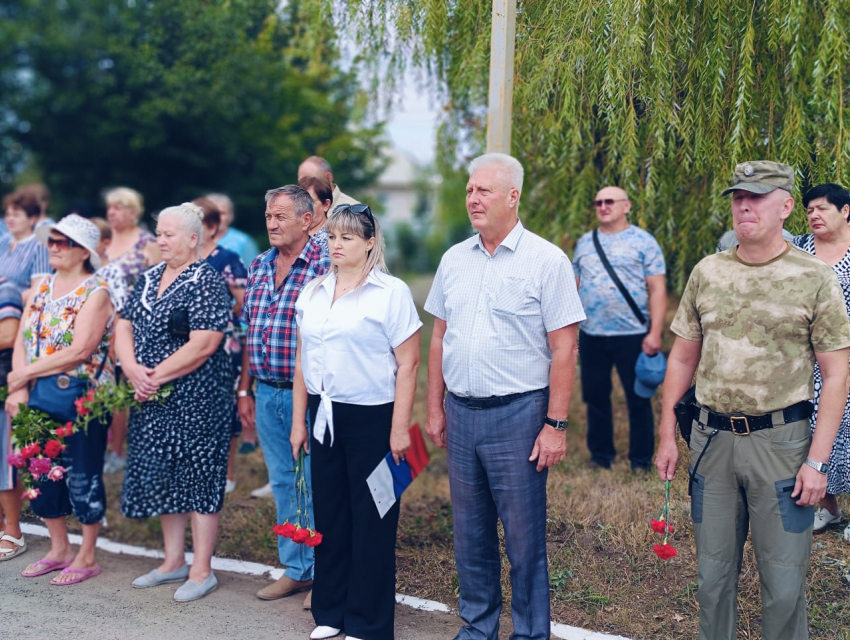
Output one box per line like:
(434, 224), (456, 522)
(295, 269), (422, 444)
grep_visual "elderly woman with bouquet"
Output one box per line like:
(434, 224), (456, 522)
(116, 202), (234, 602)
(5, 215), (114, 584)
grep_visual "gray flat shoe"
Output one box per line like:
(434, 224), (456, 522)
(174, 573), (218, 602)
(132, 565), (189, 588)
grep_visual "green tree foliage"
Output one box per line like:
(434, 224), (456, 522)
(297, 0), (850, 285)
(0, 0), (385, 236)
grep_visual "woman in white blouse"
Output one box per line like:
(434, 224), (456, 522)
(292, 204), (421, 640)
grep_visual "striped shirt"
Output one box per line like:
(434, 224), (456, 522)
(242, 237), (329, 382)
(425, 220), (585, 398)
(0, 234), (51, 292)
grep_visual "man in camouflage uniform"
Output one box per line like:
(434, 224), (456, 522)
(655, 161), (850, 640)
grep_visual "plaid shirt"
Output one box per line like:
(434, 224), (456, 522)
(242, 237), (329, 382)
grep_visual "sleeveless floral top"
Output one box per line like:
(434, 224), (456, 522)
(23, 274), (115, 386)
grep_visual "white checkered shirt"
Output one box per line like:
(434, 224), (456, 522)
(425, 220), (585, 398)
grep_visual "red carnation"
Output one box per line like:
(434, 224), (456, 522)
(44, 440), (64, 458)
(292, 527), (310, 543)
(653, 543), (678, 560)
(304, 531), (323, 547)
(274, 522), (296, 539)
(651, 519), (673, 534)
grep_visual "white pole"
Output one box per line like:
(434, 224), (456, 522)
(487, 0), (517, 153)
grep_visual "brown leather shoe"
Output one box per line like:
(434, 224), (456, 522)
(303, 589), (312, 609)
(256, 575), (314, 600)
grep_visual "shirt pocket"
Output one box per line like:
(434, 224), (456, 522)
(491, 277), (539, 316)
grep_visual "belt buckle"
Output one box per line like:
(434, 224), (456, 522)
(730, 415), (750, 436)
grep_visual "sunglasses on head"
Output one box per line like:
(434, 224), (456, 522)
(593, 198), (628, 208)
(47, 236), (79, 250)
(333, 203), (375, 226)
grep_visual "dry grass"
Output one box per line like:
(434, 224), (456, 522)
(27, 276), (850, 639)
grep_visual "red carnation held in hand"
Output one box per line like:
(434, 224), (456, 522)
(653, 543), (678, 560)
(292, 527), (310, 544)
(304, 531), (323, 547)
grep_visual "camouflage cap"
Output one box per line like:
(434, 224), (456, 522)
(721, 161), (795, 196)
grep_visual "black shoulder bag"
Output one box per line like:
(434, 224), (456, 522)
(592, 229), (647, 327)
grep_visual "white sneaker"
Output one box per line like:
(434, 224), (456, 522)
(813, 507), (842, 532)
(250, 483), (273, 499)
(225, 479), (237, 495)
(843, 523), (850, 542)
(310, 627), (341, 639)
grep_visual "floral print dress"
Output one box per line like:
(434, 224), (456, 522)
(793, 234), (850, 494)
(22, 274), (115, 386)
(120, 261), (234, 517)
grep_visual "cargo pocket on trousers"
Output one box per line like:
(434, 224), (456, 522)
(690, 471), (705, 524)
(775, 478), (814, 534)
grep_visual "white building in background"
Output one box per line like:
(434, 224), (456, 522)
(365, 148), (436, 227)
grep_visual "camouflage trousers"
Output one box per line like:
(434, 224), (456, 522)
(689, 417), (813, 640)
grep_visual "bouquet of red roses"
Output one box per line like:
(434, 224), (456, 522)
(5, 381), (172, 498)
(273, 449), (322, 547)
(651, 479), (677, 560)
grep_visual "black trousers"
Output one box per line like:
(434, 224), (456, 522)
(309, 395), (399, 640)
(579, 331), (655, 469)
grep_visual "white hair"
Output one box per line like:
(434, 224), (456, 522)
(157, 202), (204, 238)
(468, 153), (524, 195)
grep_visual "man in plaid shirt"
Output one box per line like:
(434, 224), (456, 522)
(238, 184), (329, 605)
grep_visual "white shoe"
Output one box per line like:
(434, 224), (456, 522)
(843, 523), (850, 542)
(225, 479), (237, 494)
(250, 482), (273, 498)
(310, 627), (341, 639)
(345, 636), (365, 640)
(813, 507), (843, 532)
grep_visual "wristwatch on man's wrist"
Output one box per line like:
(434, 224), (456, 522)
(237, 389), (252, 399)
(805, 458), (829, 474)
(544, 416), (568, 431)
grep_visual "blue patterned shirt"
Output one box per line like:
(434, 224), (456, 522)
(241, 237), (329, 382)
(572, 225), (665, 336)
(0, 234), (51, 292)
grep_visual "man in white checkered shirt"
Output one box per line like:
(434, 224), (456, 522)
(425, 152), (585, 640)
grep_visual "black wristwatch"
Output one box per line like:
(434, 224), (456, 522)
(544, 416), (568, 431)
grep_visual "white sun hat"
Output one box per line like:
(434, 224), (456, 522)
(36, 214), (102, 269)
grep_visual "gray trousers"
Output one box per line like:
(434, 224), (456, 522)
(689, 416), (814, 640)
(446, 390), (551, 640)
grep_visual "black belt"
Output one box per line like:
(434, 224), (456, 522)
(258, 379), (293, 390)
(703, 400), (813, 435)
(450, 388), (546, 410)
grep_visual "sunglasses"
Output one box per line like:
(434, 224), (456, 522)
(333, 203), (375, 227)
(593, 198), (628, 208)
(47, 236), (79, 250)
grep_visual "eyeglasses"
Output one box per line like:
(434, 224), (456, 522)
(47, 236), (79, 250)
(593, 198), (629, 208)
(333, 203), (375, 227)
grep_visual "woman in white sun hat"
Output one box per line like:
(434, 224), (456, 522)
(6, 214), (115, 585)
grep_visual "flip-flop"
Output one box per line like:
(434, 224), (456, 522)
(50, 565), (101, 586)
(21, 558), (73, 577)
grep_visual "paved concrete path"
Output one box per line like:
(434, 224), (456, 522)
(2, 537), (462, 640)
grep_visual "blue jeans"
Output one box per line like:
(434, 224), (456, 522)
(255, 382), (314, 581)
(446, 390), (551, 640)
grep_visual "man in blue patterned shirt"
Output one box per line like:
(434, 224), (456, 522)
(573, 186), (667, 471)
(238, 185), (329, 605)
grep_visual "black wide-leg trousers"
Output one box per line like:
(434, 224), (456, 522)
(309, 395), (399, 640)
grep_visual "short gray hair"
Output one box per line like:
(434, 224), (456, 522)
(468, 153), (524, 196)
(206, 193), (233, 217)
(157, 202), (204, 238)
(265, 184), (314, 218)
